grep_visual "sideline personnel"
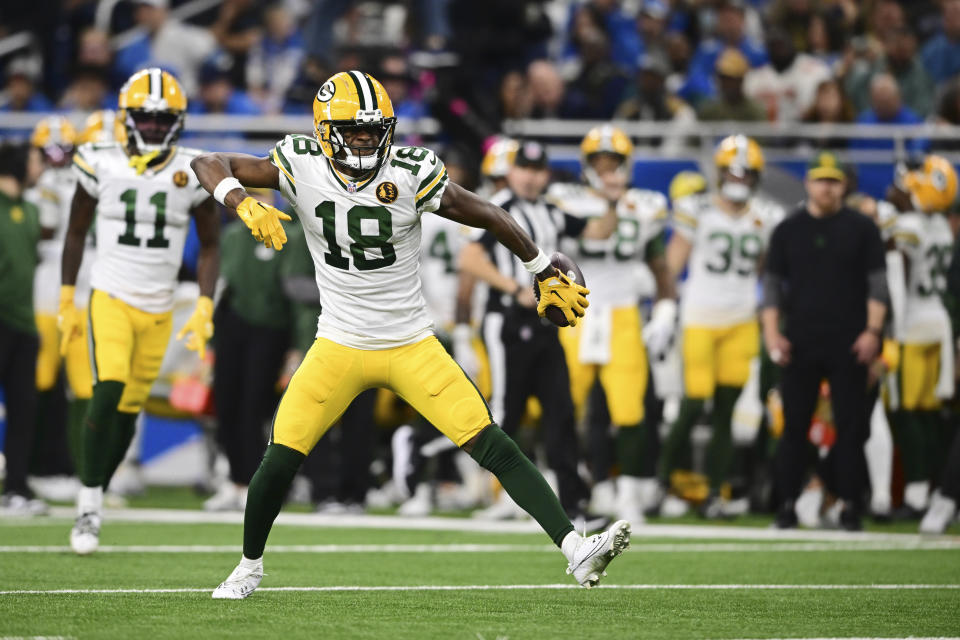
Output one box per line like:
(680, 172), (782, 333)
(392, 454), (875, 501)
(762, 151), (889, 531)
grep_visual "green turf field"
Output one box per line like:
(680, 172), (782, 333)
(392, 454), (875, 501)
(1, 509), (958, 640)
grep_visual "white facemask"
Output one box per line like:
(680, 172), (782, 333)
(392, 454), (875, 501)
(721, 180), (751, 203)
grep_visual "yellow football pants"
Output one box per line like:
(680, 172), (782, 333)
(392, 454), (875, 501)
(682, 321), (759, 399)
(88, 289), (173, 413)
(272, 336), (493, 455)
(900, 342), (941, 411)
(558, 306), (648, 426)
(36, 313), (94, 398)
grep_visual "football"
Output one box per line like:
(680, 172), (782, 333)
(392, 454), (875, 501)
(536, 251), (587, 327)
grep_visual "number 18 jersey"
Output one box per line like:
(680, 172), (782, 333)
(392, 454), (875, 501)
(673, 194), (784, 327)
(72, 143), (209, 313)
(270, 135), (449, 349)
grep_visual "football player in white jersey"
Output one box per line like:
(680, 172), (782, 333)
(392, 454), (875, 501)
(659, 135), (785, 518)
(190, 70), (628, 598)
(547, 125), (676, 523)
(59, 69), (220, 555)
(27, 116), (96, 473)
(889, 155), (957, 518)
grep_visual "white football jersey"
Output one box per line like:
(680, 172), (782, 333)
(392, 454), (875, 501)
(419, 212), (472, 329)
(270, 135), (448, 349)
(27, 167), (78, 314)
(548, 183), (667, 308)
(674, 193), (784, 327)
(892, 211), (954, 342)
(72, 143), (209, 313)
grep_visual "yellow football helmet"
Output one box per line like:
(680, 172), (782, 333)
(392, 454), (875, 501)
(313, 70), (396, 173)
(669, 170), (708, 203)
(902, 155), (958, 213)
(481, 137), (519, 179)
(118, 67), (187, 155)
(31, 116), (77, 167)
(714, 134), (764, 202)
(79, 109), (126, 145)
(580, 124), (633, 191)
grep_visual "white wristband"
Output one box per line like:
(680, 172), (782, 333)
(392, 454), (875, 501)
(213, 177), (244, 206)
(522, 249), (552, 274)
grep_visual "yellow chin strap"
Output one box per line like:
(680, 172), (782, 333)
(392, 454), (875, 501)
(128, 149), (161, 175)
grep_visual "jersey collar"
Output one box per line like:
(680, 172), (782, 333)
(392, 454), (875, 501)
(326, 158), (378, 193)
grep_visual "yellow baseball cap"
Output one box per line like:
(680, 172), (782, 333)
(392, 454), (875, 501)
(807, 151), (846, 181)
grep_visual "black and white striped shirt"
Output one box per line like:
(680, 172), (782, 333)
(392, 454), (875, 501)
(478, 188), (586, 315)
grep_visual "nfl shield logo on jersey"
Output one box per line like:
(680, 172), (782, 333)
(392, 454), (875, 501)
(347, 182), (358, 194)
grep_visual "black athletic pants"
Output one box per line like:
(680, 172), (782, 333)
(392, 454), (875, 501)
(484, 311), (589, 514)
(0, 320), (39, 496)
(213, 306), (288, 486)
(775, 336), (869, 507)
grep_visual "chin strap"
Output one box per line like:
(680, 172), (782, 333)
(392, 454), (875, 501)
(128, 149), (161, 175)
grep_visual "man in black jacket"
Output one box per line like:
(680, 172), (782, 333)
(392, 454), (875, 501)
(762, 151), (889, 530)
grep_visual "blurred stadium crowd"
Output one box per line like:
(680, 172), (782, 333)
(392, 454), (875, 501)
(1, 0), (959, 538)
(6, 0), (960, 153)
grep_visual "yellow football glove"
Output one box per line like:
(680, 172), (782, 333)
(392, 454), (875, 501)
(535, 270), (590, 327)
(236, 196), (292, 251)
(57, 285), (83, 357)
(177, 296), (214, 360)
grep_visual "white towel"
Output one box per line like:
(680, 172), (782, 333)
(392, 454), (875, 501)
(578, 305), (613, 365)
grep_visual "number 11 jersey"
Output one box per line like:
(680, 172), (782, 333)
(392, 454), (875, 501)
(72, 142), (209, 313)
(270, 135), (449, 349)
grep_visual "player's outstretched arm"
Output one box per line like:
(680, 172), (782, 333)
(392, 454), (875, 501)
(58, 184), (97, 355)
(190, 152), (291, 250)
(437, 182), (543, 274)
(438, 181), (589, 325)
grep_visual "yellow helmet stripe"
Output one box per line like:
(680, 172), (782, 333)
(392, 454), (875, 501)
(348, 70), (372, 111)
(150, 68), (163, 102)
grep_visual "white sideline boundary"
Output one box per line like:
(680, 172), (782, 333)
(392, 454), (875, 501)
(6, 507), (958, 544)
(1, 584), (958, 596)
(1, 541), (959, 553)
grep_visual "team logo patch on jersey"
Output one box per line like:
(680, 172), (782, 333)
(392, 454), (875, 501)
(316, 80), (336, 102)
(173, 170), (189, 187)
(376, 181), (399, 204)
(10, 206), (23, 223)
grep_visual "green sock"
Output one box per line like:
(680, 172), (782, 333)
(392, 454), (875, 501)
(659, 398), (705, 484)
(896, 411), (927, 482)
(68, 398), (90, 477)
(469, 425), (574, 547)
(615, 424), (645, 477)
(79, 381), (125, 488)
(102, 411), (138, 490)
(243, 443), (305, 560)
(706, 386), (740, 492)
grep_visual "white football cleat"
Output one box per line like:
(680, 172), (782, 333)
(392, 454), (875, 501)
(659, 494), (689, 517)
(70, 512), (101, 555)
(563, 519), (631, 589)
(204, 483), (247, 512)
(920, 491), (958, 535)
(398, 483), (432, 516)
(212, 558), (264, 600)
(615, 476), (647, 525)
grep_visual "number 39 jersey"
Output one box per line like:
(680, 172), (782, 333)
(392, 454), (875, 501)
(72, 143), (208, 313)
(270, 135), (449, 349)
(673, 193), (784, 327)
(892, 211), (954, 342)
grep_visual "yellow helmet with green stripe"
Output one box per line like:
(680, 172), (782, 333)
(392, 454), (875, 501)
(313, 70), (396, 174)
(31, 115), (77, 167)
(118, 67), (187, 155)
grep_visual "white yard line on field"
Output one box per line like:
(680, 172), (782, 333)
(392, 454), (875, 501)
(1, 584), (959, 596)
(1, 541), (959, 553)
(7, 507), (959, 545)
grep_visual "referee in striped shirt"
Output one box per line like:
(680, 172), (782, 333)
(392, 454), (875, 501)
(459, 141), (618, 527)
